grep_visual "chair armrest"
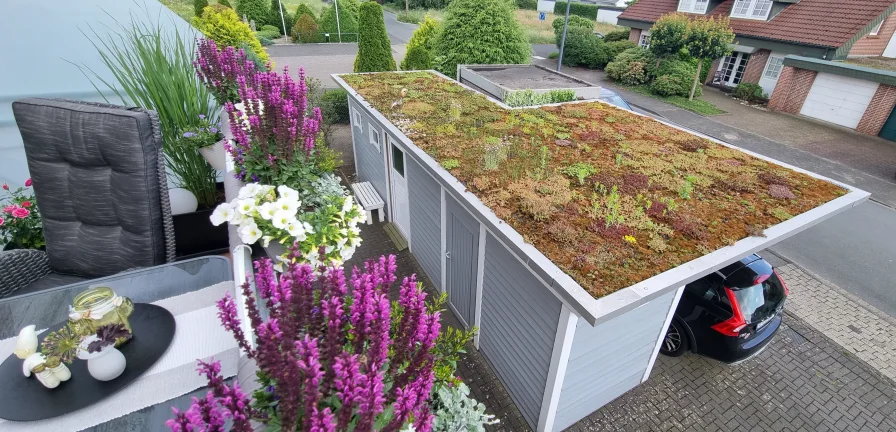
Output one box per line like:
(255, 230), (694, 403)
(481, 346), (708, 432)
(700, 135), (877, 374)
(0, 249), (51, 298)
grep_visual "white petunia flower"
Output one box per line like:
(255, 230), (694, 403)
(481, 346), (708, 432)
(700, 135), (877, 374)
(272, 210), (294, 229)
(274, 198), (299, 216)
(210, 203), (234, 226)
(303, 222), (315, 234)
(236, 198), (256, 215)
(258, 202), (278, 220)
(277, 185), (300, 202)
(238, 183), (263, 199)
(287, 220), (306, 238)
(341, 196), (354, 213)
(230, 210), (245, 226)
(239, 223), (262, 244)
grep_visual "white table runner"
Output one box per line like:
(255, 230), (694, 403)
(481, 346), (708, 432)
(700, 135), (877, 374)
(0, 281), (240, 432)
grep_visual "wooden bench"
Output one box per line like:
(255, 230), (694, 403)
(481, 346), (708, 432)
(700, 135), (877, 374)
(351, 182), (385, 225)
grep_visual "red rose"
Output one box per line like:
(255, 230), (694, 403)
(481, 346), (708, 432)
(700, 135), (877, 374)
(21, 201), (31, 208)
(2, 205), (15, 214)
(24, 178), (32, 187)
(11, 207), (30, 219)
(1, 184), (7, 190)
(0, 217), (4, 226)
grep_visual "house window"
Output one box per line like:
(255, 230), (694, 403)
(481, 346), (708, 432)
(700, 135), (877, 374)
(352, 109), (362, 130)
(763, 56), (784, 80)
(639, 31), (651, 48)
(731, 0), (773, 20)
(871, 20), (884, 36)
(677, 0), (709, 14)
(369, 125), (381, 152)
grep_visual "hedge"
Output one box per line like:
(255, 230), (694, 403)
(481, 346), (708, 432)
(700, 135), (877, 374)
(553, 1), (598, 20)
(236, 0), (268, 26)
(292, 13), (321, 43)
(194, 5), (270, 64)
(552, 15), (594, 47)
(517, 0), (538, 10)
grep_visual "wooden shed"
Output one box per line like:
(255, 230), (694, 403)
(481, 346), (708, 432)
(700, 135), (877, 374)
(332, 71), (868, 431)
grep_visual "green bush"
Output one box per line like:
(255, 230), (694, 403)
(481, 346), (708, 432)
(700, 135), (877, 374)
(256, 29), (279, 40)
(294, 3), (316, 22)
(260, 24), (280, 35)
(194, 5), (270, 63)
(402, 45), (433, 70)
(559, 26), (601, 68)
(265, 1), (293, 31)
(319, 89), (350, 124)
(236, 0), (268, 26)
(602, 28), (630, 42)
(319, 0), (359, 42)
(650, 58), (699, 97)
(292, 13), (321, 42)
(432, 0), (530, 78)
(354, 2), (396, 72)
(505, 89), (576, 107)
(257, 36), (274, 46)
(218, 0), (232, 7)
(517, 0), (538, 10)
(548, 51), (559, 59)
(194, 0), (209, 16)
(237, 42), (268, 70)
(605, 47), (654, 86)
(733, 82), (766, 102)
(408, 0), (451, 8)
(553, 1), (597, 20)
(552, 15), (594, 47)
(596, 39), (637, 68)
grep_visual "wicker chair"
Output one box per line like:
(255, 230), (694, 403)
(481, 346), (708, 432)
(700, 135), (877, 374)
(0, 99), (176, 298)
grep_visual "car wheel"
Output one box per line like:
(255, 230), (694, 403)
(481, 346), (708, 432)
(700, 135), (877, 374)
(660, 320), (689, 357)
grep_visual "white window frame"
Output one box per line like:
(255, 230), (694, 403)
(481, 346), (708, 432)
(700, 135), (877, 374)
(639, 30), (652, 48)
(871, 20), (884, 36)
(763, 55), (785, 80)
(368, 124), (381, 152)
(677, 0), (709, 14)
(352, 109), (362, 130)
(730, 0), (773, 20)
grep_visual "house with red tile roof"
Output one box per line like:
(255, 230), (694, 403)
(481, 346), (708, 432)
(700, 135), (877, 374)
(618, 0), (896, 96)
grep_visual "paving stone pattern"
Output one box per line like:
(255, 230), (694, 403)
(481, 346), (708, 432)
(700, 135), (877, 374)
(777, 263), (896, 382)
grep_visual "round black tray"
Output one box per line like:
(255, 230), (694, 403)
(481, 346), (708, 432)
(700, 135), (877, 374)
(0, 303), (176, 422)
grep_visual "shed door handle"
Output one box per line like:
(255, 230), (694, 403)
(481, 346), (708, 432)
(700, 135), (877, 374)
(446, 251), (451, 259)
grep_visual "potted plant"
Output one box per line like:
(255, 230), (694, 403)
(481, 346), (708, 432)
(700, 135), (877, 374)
(181, 114), (226, 171)
(0, 179), (44, 251)
(210, 182), (365, 268)
(79, 324), (131, 382)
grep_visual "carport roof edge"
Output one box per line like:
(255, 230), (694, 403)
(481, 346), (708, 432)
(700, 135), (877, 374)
(331, 71), (870, 327)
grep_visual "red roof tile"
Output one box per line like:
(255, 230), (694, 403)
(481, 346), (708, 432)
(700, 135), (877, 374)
(618, 0), (895, 48)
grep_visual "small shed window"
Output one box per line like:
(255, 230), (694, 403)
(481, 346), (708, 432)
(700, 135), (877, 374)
(352, 109), (362, 130)
(763, 56), (784, 80)
(369, 125), (381, 152)
(391, 144), (405, 177)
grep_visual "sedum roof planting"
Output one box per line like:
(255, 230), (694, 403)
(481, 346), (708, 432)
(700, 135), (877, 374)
(341, 72), (845, 298)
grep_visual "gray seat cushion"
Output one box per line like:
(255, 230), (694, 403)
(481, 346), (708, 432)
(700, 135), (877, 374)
(12, 99), (167, 278)
(16, 273), (91, 297)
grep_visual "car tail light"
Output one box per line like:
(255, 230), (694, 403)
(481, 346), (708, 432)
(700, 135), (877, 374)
(711, 287), (747, 336)
(774, 269), (789, 296)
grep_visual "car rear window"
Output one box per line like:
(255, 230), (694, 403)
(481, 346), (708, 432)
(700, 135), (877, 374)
(731, 274), (785, 323)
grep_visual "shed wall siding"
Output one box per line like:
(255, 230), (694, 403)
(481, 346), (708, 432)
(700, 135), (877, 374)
(407, 158), (442, 290)
(479, 232), (562, 428)
(350, 100), (388, 214)
(553, 289), (678, 430)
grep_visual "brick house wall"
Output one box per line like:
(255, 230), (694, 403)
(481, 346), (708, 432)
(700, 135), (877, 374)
(741, 49), (771, 85)
(849, 13), (896, 57)
(856, 84), (896, 135)
(705, 58), (721, 84)
(768, 66), (817, 113)
(628, 28), (641, 44)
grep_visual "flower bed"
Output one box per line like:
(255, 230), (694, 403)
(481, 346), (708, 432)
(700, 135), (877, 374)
(341, 72), (846, 298)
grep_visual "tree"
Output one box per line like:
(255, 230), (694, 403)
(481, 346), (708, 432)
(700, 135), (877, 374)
(194, 0), (209, 16)
(218, 0), (232, 8)
(551, 15), (594, 47)
(319, 0), (360, 42)
(293, 2), (316, 22)
(354, 2), (396, 72)
(193, 4), (270, 64)
(649, 13), (688, 65)
(432, 0), (530, 78)
(236, 0), (269, 26)
(684, 16), (734, 100)
(292, 13), (320, 42)
(401, 15), (439, 70)
(266, 0), (293, 32)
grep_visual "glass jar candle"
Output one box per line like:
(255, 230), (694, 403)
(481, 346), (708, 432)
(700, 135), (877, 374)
(69, 287), (134, 347)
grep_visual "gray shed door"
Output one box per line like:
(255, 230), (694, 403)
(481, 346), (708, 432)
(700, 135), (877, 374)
(446, 196), (479, 329)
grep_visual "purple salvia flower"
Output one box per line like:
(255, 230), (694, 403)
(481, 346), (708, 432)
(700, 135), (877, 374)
(296, 336), (324, 432)
(310, 407), (336, 432)
(215, 293), (254, 359)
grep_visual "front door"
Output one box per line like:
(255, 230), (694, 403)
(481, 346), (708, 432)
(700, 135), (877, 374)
(388, 139), (411, 238)
(445, 196), (479, 329)
(718, 52), (751, 87)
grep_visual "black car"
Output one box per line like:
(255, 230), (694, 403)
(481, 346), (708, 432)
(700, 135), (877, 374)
(660, 254), (789, 364)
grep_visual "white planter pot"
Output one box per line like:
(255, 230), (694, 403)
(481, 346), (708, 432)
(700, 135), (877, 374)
(199, 140), (227, 171)
(169, 188), (199, 215)
(86, 347), (127, 381)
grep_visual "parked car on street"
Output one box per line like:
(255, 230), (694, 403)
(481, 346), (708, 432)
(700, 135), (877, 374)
(660, 254), (789, 364)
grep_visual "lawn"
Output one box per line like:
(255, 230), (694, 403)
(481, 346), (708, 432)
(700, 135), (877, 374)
(341, 71), (844, 298)
(628, 85), (726, 116)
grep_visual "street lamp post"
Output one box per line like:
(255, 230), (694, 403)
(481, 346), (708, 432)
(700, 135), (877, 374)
(557, 0), (572, 71)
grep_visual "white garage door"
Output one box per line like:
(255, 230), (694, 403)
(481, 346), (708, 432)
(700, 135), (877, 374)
(800, 73), (879, 129)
